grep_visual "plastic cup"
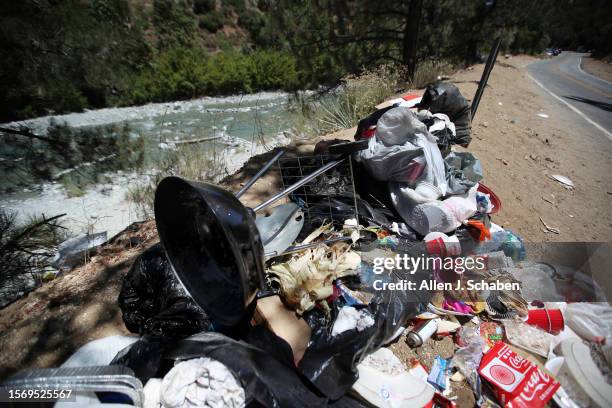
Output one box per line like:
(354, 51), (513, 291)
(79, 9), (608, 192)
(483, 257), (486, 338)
(525, 309), (564, 334)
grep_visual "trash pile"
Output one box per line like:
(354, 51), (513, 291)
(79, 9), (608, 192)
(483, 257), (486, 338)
(3, 80), (612, 408)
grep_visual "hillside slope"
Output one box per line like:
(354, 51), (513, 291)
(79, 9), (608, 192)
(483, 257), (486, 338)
(1, 55), (610, 388)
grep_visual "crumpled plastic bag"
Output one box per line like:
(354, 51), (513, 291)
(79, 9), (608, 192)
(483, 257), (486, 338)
(376, 106), (429, 146)
(355, 107), (448, 194)
(356, 133), (426, 183)
(450, 325), (486, 406)
(444, 152), (483, 195)
(565, 303), (612, 365)
(389, 183), (478, 236)
(418, 82), (472, 147)
(118, 243), (211, 339)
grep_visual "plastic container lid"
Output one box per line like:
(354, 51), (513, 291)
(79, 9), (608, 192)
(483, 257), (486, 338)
(555, 338), (612, 408)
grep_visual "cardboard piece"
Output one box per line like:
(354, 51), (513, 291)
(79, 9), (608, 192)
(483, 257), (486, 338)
(253, 295), (311, 364)
(479, 342), (559, 408)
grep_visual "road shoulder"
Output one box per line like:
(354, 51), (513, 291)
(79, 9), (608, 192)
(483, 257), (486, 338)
(581, 56), (612, 83)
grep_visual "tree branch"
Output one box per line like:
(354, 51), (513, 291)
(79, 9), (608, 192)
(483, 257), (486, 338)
(0, 213), (66, 253)
(0, 127), (67, 146)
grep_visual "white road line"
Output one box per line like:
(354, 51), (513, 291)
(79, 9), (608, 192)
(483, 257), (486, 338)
(578, 55), (612, 86)
(526, 72), (612, 141)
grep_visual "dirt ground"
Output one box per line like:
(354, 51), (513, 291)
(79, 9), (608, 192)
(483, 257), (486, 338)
(582, 55), (612, 82)
(453, 55), (612, 242)
(1, 54), (611, 404)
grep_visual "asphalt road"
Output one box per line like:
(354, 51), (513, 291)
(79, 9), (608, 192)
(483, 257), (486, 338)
(527, 52), (612, 139)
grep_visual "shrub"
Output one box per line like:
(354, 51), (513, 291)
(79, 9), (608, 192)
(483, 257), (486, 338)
(129, 47), (301, 104)
(198, 11), (225, 32)
(291, 65), (405, 136)
(193, 0), (216, 14)
(0, 209), (67, 307)
(127, 142), (225, 218)
(408, 59), (455, 89)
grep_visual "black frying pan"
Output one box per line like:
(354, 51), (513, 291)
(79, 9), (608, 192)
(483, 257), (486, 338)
(154, 141), (368, 326)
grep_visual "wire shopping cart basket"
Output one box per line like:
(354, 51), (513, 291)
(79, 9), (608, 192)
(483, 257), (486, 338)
(277, 153), (360, 231)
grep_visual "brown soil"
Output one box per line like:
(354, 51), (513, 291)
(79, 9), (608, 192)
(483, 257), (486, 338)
(1, 55), (610, 405)
(452, 55), (612, 242)
(582, 56), (612, 83)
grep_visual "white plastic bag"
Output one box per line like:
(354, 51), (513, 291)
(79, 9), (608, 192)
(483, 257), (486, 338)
(376, 107), (428, 146)
(389, 184), (476, 235)
(565, 303), (612, 344)
(356, 107), (448, 193)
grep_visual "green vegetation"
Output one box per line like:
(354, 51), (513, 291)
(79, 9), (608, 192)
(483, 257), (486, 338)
(0, 121), (145, 195)
(129, 48), (299, 104)
(0, 209), (67, 307)
(1, 0), (610, 122)
(290, 61), (454, 137)
(291, 66), (405, 136)
(127, 142), (225, 218)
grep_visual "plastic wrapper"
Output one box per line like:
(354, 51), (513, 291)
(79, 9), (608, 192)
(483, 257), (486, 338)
(375, 107), (429, 147)
(444, 152), (483, 195)
(451, 325), (486, 406)
(565, 302), (612, 346)
(389, 184), (477, 236)
(298, 268), (430, 400)
(503, 318), (553, 357)
(118, 243), (211, 339)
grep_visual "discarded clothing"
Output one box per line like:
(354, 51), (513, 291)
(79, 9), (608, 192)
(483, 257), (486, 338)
(159, 358), (245, 408)
(118, 243), (211, 339)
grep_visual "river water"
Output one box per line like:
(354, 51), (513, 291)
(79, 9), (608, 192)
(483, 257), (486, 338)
(0, 92), (295, 238)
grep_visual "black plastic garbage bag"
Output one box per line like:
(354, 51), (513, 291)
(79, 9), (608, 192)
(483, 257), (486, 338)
(419, 82), (472, 147)
(354, 106), (394, 140)
(118, 243), (211, 339)
(111, 335), (170, 381)
(112, 328), (371, 407)
(298, 268), (430, 400)
(114, 329), (326, 408)
(165, 332), (327, 408)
